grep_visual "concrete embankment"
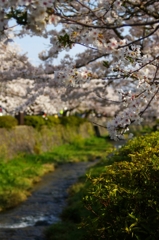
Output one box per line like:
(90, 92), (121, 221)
(0, 121), (94, 159)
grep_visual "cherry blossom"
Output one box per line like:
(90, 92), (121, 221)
(0, 0), (158, 140)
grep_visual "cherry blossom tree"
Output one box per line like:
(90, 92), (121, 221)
(0, 41), (36, 81)
(0, 0), (159, 139)
(2, 74), (119, 119)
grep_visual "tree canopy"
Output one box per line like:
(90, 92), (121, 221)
(0, 0), (159, 139)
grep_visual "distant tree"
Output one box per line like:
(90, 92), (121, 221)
(0, 0), (158, 139)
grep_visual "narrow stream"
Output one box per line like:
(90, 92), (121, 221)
(0, 161), (98, 240)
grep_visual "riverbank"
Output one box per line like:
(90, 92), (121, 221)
(0, 136), (112, 212)
(0, 116), (113, 238)
(0, 161), (99, 240)
(0, 116), (97, 211)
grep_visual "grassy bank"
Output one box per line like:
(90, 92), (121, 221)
(0, 136), (112, 212)
(45, 131), (159, 240)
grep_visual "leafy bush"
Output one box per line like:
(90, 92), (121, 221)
(46, 116), (61, 127)
(59, 115), (86, 127)
(82, 132), (159, 240)
(0, 115), (18, 129)
(24, 115), (86, 130)
(152, 118), (159, 131)
(108, 131), (159, 164)
(24, 115), (46, 130)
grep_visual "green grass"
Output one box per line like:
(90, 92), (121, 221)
(45, 221), (86, 240)
(0, 156), (54, 211)
(37, 136), (112, 163)
(0, 135), (112, 212)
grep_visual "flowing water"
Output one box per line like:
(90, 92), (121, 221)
(0, 161), (98, 240)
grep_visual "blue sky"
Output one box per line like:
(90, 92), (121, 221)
(14, 31), (85, 67)
(15, 34), (50, 66)
(9, 19), (85, 67)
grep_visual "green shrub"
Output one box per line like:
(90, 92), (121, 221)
(45, 222), (85, 240)
(108, 131), (159, 164)
(0, 115), (18, 129)
(46, 116), (61, 127)
(24, 115), (86, 130)
(82, 132), (159, 240)
(24, 115), (46, 130)
(59, 115), (86, 127)
(152, 118), (159, 131)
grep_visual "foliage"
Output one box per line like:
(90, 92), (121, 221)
(152, 118), (159, 132)
(58, 33), (72, 48)
(82, 132), (159, 240)
(0, 1), (159, 140)
(59, 115), (86, 127)
(24, 115), (86, 130)
(45, 115), (61, 127)
(24, 115), (47, 130)
(45, 221), (85, 240)
(107, 131), (159, 164)
(0, 115), (18, 129)
(7, 8), (28, 25)
(46, 131), (159, 240)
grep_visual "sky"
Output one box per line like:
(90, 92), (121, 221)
(9, 18), (86, 67)
(15, 34), (50, 66)
(14, 30), (85, 67)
